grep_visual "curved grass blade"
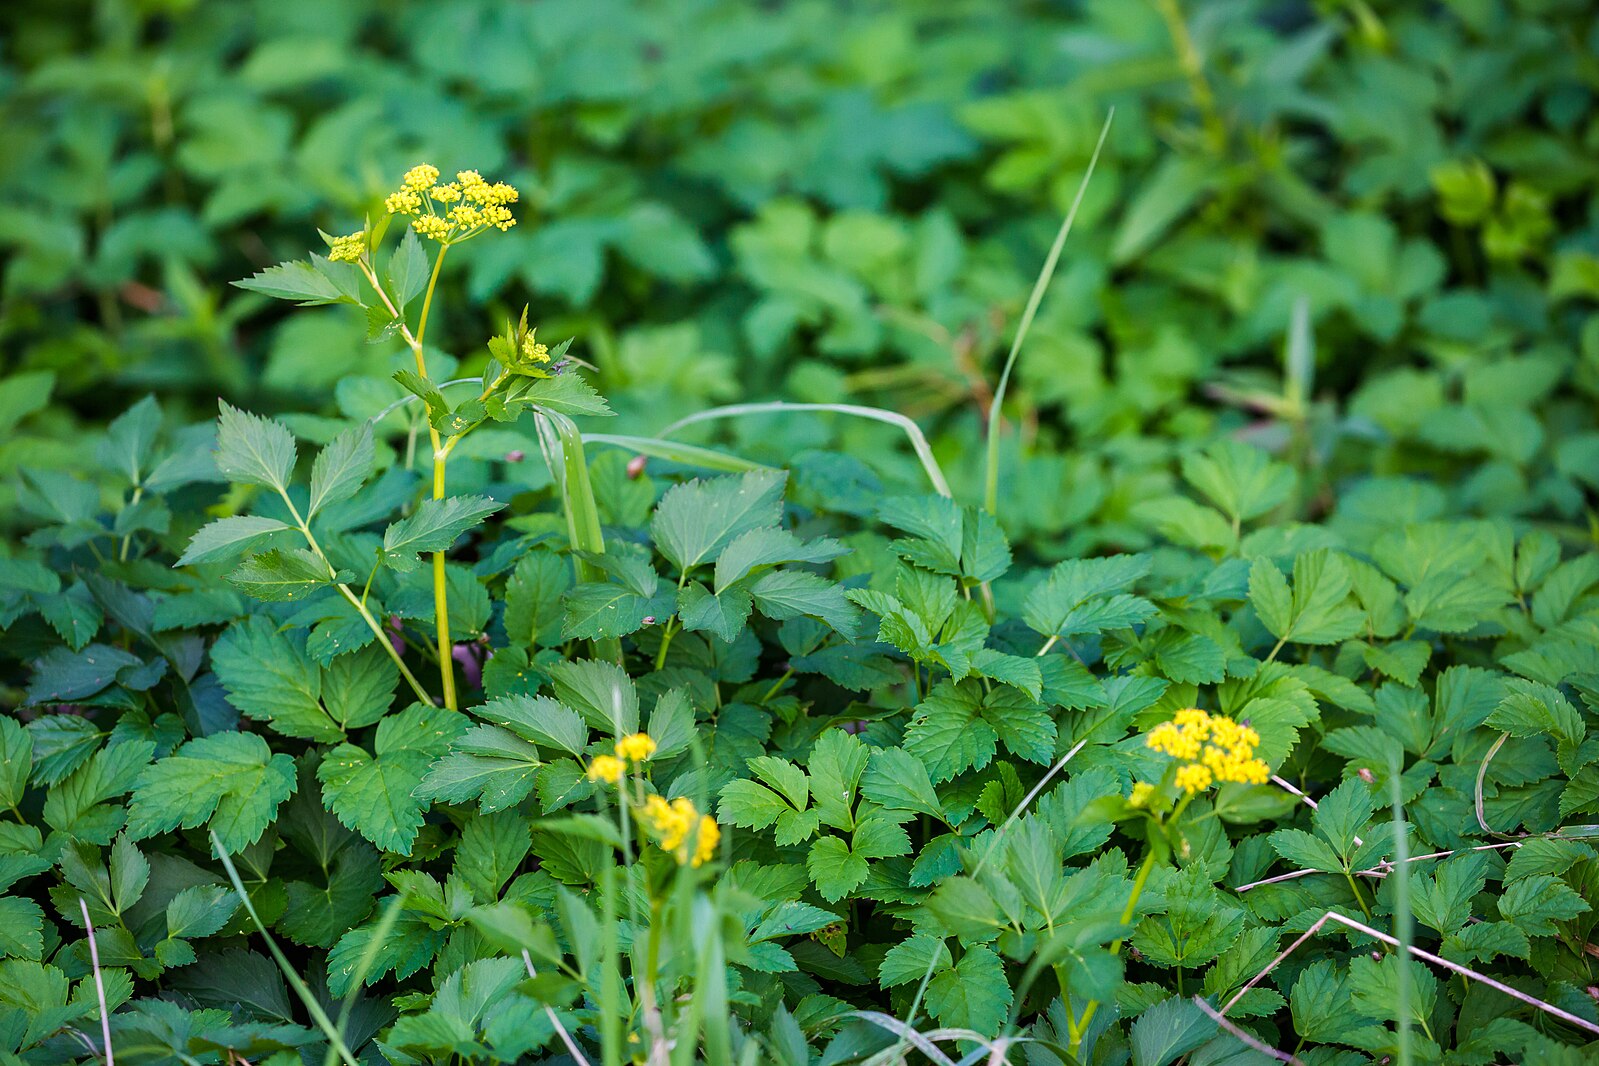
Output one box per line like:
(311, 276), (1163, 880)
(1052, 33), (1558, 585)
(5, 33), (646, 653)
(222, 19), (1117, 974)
(659, 402), (953, 498)
(212, 831), (361, 1066)
(983, 111), (1113, 516)
(582, 433), (770, 473)
(534, 410), (623, 660)
(324, 895), (407, 1066)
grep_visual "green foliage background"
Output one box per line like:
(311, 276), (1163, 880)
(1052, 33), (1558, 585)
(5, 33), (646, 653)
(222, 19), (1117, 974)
(5, 0), (1599, 1062)
(6, 0), (1595, 517)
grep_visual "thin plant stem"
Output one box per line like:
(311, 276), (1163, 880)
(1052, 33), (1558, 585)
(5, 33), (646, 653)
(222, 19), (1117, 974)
(360, 250), (458, 709)
(1155, 0), (1227, 153)
(1389, 755), (1414, 1066)
(983, 111), (1112, 516)
(1072, 846), (1158, 1051)
(415, 246), (457, 709)
(117, 486), (144, 562)
(1219, 909), (1599, 1038)
(78, 899), (114, 1066)
(276, 487), (432, 705)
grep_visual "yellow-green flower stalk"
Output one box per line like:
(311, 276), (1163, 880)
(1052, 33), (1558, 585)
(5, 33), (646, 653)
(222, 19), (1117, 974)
(351, 163), (521, 710)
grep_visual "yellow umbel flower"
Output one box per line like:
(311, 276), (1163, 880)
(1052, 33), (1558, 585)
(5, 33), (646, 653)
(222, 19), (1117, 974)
(327, 231), (366, 263)
(1175, 764), (1214, 793)
(1128, 781), (1156, 809)
(615, 733), (657, 763)
(384, 163), (519, 244)
(586, 754), (626, 785)
(385, 189), (422, 216)
(1146, 708), (1269, 794)
(520, 329), (550, 365)
(403, 164), (440, 190)
(639, 795), (718, 867)
(691, 814), (719, 867)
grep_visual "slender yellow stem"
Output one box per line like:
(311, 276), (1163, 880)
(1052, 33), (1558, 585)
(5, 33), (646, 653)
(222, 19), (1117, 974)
(276, 488), (433, 706)
(1072, 847), (1159, 1053)
(412, 245), (457, 710)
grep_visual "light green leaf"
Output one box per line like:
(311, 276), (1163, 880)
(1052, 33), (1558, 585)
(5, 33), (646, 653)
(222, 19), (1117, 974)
(308, 424), (374, 518)
(1182, 440), (1295, 525)
(177, 515), (293, 566)
(387, 230), (429, 309)
(215, 401), (296, 492)
(381, 496), (504, 571)
(548, 659), (638, 736)
(651, 470), (787, 572)
(1250, 550), (1365, 646)
(127, 732), (295, 852)
(749, 570), (860, 637)
(925, 943), (1012, 1037)
(318, 704), (466, 855)
(861, 747), (943, 820)
(806, 836), (868, 901)
(233, 259), (352, 305)
(227, 548), (335, 602)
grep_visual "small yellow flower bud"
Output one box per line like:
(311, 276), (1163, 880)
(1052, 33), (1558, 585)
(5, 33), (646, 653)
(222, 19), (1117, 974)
(615, 733), (657, 762)
(586, 754), (625, 785)
(403, 164), (440, 190)
(327, 231), (366, 263)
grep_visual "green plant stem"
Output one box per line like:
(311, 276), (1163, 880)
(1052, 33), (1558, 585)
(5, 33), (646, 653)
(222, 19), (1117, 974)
(117, 486), (143, 561)
(654, 617), (678, 671)
(276, 488), (432, 706)
(1155, 0), (1227, 153)
(360, 250), (458, 709)
(1343, 867), (1374, 922)
(1071, 846), (1158, 1054)
(1389, 756), (1414, 1066)
(760, 667), (794, 704)
(415, 247), (457, 709)
(983, 111), (1112, 516)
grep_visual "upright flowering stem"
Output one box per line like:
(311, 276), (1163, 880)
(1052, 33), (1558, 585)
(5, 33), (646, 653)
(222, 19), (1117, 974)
(414, 244), (456, 711)
(357, 163), (520, 709)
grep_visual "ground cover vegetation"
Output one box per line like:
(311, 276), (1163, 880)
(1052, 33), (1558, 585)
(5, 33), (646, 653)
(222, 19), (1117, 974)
(3, 0), (1599, 1063)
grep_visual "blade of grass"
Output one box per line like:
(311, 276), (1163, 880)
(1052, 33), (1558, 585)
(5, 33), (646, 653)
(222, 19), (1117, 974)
(211, 831), (361, 1066)
(1388, 753), (1413, 1066)
(535, 409), (623, 663)
(77, 899), (114, 1066)
(893, 738), (1090, 1063)
(659, 402), (954, 498)
(983, 111), (1113, 516)
(323, 895), (406, 1066)
(582, 433), (771, 473)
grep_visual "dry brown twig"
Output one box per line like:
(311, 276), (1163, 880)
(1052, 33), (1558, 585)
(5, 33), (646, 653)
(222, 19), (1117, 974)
(1219, 909), (1599, 1037)
(1191, 996), (1306, 1065)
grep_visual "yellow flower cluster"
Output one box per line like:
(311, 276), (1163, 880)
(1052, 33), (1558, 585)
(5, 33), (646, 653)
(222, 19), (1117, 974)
(585, 732), (659, 784)
(520, 329), (550, 366)
(1146, 708), (1269, 794)
(327, 231), (366, 263)
(615, 733), (657, 762)
(383, 164), (518, 244)
(640, 794), (719, 867)
(586, 754), (626, 785)
(1128, 781), (1156, 809)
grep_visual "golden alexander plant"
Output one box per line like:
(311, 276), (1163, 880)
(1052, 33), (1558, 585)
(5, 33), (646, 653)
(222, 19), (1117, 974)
(319, 163), (528, 709)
